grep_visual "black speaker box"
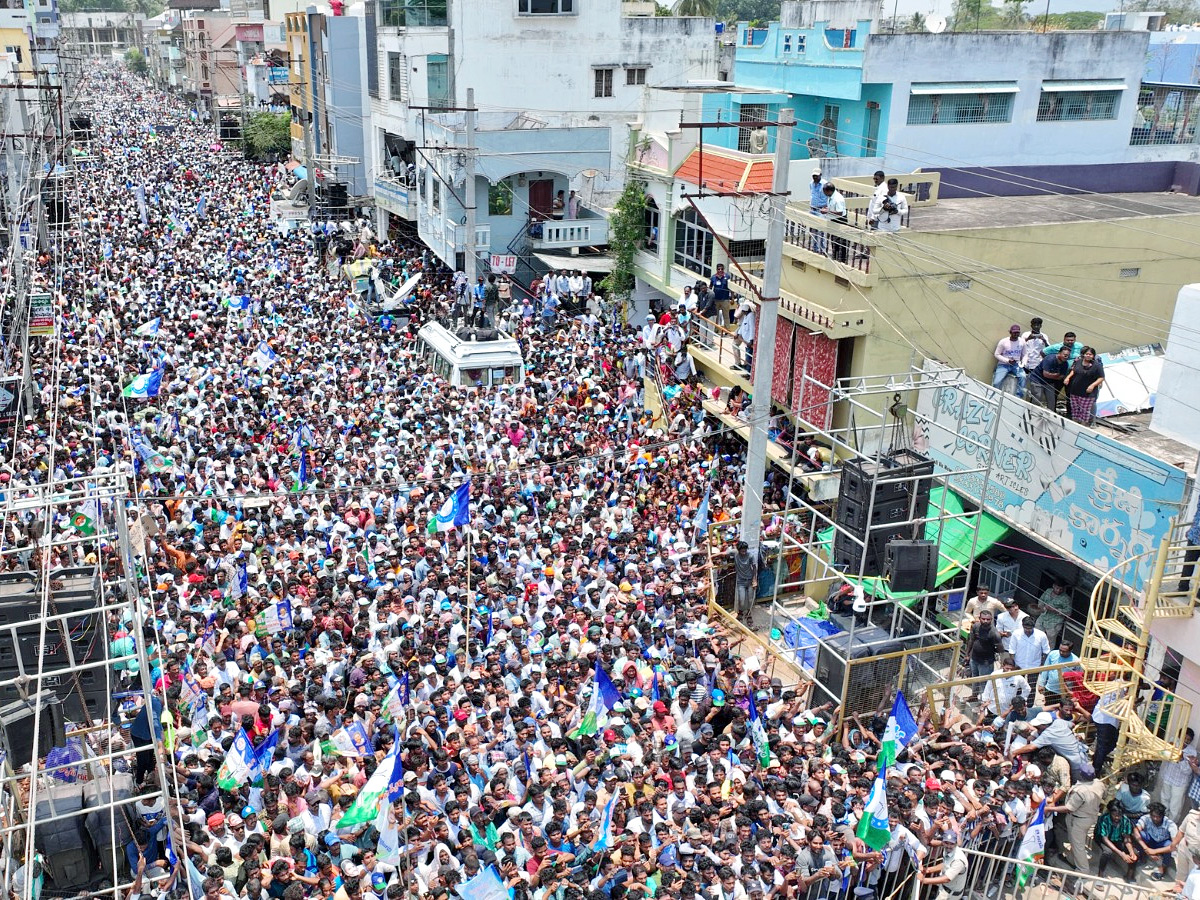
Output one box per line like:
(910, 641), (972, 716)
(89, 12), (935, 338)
(0, 694), (67, 770)
(886, 539), (939, 593)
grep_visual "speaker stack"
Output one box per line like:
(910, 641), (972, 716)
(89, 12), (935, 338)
(833, 449), (934, 577)
(0, 567), (111, 724)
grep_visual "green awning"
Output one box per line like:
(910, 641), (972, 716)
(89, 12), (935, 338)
(815, 486), (1010, 605)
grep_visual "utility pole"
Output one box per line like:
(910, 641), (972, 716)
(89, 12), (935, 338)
(304, 5), (317, 223)
(463, 86), (476, 284)
(741, 110), (793, 554)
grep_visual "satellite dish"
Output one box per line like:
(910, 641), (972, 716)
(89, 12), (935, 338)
(926, 14), (947, 32)
(748, 128), (769, 153)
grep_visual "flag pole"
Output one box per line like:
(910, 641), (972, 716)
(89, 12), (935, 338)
(465, 524), (473, 659)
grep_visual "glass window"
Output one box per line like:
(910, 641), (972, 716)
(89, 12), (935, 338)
(643, 196), (660, 252)
(426, 54), (450, 111)
(378, 0), (447, 26)
(1037, 90), (1120, 122)
(626, 67), (646, 85)
(673, 207), (713, 279)
(432, 179), (440, 212)
(594, 68), (613, 98)
(518, 0), (573, 12)
(907, 92), (1014, 125)
(387, 52), (404, 101)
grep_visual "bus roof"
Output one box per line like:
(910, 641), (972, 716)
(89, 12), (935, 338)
(417, 321), (523, 361)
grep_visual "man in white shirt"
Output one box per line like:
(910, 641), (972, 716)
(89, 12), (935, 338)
(995, 598), (1027, 653)
(1010, 616), (1050, 672)
(993, 324), (1028, 398)
(869, 178), (908, 233)
(821, 183), (849, 263)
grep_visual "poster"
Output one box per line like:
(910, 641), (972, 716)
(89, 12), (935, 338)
(254, 599), (293, 637)
(914, 362), (1188, 586)
(28, 292), (54, 337)
(0, 377), (20, 433)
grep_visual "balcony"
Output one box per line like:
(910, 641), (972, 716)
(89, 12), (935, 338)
(527, 208), (608, 250)
(781, 206), (880, 287)
(726, 264), (872, 339)
(373, 173), (417, 220)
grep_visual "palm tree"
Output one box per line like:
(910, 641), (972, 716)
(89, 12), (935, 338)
(1001, 0), (1028, 26)
(673, 0), (718, 15)
(905, 12), (927, 30)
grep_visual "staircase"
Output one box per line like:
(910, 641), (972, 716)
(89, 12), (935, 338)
(1081, 523), (1200, 771)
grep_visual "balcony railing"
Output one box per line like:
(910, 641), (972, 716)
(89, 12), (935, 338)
(527, 213), (608, 250)
(783, 210), (877, 275)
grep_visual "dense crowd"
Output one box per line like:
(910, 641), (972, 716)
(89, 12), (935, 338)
(6, 68), (1200, 900)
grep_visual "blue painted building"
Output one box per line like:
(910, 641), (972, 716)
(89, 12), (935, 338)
(716, 0), (1198, 180)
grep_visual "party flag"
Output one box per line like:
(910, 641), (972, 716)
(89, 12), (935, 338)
(856, 771), (890, 851)
(427, 482), (470, 534)
(879, 691), (918, 770)
(569, 661), (620, 738)
(121, 367), (163, 399)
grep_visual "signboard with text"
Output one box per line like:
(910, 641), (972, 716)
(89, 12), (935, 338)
(914, 362), (1188, 586)
(28, 293), (54, 337)
(490, 254), (517, 274)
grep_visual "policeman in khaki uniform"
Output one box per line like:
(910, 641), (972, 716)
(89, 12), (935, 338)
(917, 830), (969, 900)
(1048, 763), (1104, 886)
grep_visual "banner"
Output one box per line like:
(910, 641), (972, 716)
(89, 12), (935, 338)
(254, 599), (293, 636)
(28, 293), (54, 337)
(915, 362), (1187, 585)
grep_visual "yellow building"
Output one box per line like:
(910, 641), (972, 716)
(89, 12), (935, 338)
(284, 11), (311, 165)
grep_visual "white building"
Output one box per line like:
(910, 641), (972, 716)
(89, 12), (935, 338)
(367, 0), (719, 279)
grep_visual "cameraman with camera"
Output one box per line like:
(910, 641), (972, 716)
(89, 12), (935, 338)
(867, 178), (908, 234)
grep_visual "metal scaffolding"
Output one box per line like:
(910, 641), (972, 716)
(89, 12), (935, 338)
(751, 362), (1014, 717)
(0, 472), (168, 899)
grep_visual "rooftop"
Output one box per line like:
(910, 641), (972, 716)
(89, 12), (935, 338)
(676, 146), (774, 192)
(914, 191), (1200, 231)
(1094, 411), (1197, 470)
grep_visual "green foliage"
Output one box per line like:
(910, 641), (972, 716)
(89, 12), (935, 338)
(714, 0), (780, 23)
(243, 111), (292, 158)
(905, 12), (926, 31)
(673, 0), (717, 14)
(124, 47), (148, 75)
(61, 0), (164, 13)
(1030, 10), (1103, 28)
(1127, 0), (1200, 24)
(600, 180), (646, 307)
(1001, 0), (1028, 26)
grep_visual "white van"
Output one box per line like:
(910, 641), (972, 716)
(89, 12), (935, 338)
(416, 321), (525, 388)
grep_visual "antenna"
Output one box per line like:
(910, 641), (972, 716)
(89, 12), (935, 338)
(926, 14), (948, 32)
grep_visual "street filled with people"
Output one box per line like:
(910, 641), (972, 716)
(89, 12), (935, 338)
(7, 66), (1200, 900)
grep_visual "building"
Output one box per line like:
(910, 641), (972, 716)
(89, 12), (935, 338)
(60, 10), (141, 60)
(366, 0), (719, 277)
(722, 0), (1200, 185)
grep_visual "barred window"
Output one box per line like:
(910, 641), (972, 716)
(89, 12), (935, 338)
(907, 92), (1014, 125)
(1037, 90), (1119, 122)
(673, 208), (713, 279)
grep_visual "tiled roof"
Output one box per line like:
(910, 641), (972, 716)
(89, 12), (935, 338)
(675, 147), (774, 193)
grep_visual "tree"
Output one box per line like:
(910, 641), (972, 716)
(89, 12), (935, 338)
(1031, 10), (1102, 28)
(600, 179), (647, 311)
(673, 0), (717, 15)
(1127, 0), (1200, 25)
(124, 47), (148, 75)
(905, 12), (927, 31)
(243, 111), (292, 158)
(1001, 0), (1028, 26)
(714, 0), (781, 23)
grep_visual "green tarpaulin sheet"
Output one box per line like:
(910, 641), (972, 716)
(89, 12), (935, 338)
(815, 486), (1010, 605)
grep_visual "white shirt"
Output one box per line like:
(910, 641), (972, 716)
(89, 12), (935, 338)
(1010, 627), (1050, 670)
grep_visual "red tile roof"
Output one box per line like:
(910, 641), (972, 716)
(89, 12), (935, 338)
(675, 147), (774, 193)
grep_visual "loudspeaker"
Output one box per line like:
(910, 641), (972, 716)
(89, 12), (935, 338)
(832, 525), (911, 577)
(814, 625), (908, 712)
(32, 782), (93, 892)
(0, 694), (67, 770)
(69, 115), (92, 143)
(886, 539), (939, 593)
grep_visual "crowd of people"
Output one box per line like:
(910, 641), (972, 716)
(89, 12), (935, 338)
(6, 66), (1200, 900)
(990, 319), (1105, 425)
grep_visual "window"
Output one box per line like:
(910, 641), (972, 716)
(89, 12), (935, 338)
(387, 52), (406, 101)
(518, 0), (573, 12)
(643, 196), (660, 251)
(907, 92), (1014, 125)
(1131, 85), (1200, 145)
(488, 179), (513, 216)
(673, 207), (713, 278)
(626, 67), (646, 86)
(783, 34), (792, 52)
(432, 178), (440, 212)
(738, 103), (766, 152)
(594, 68), (614, 98)
(378, 0), (448, 27)
(1037, 89), (1120, 122)
(426, 53), (450, 111)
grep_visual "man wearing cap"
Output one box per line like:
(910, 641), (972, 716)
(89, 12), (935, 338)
(917, 830), (969, 900)
(992, 324), (1028, 398)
